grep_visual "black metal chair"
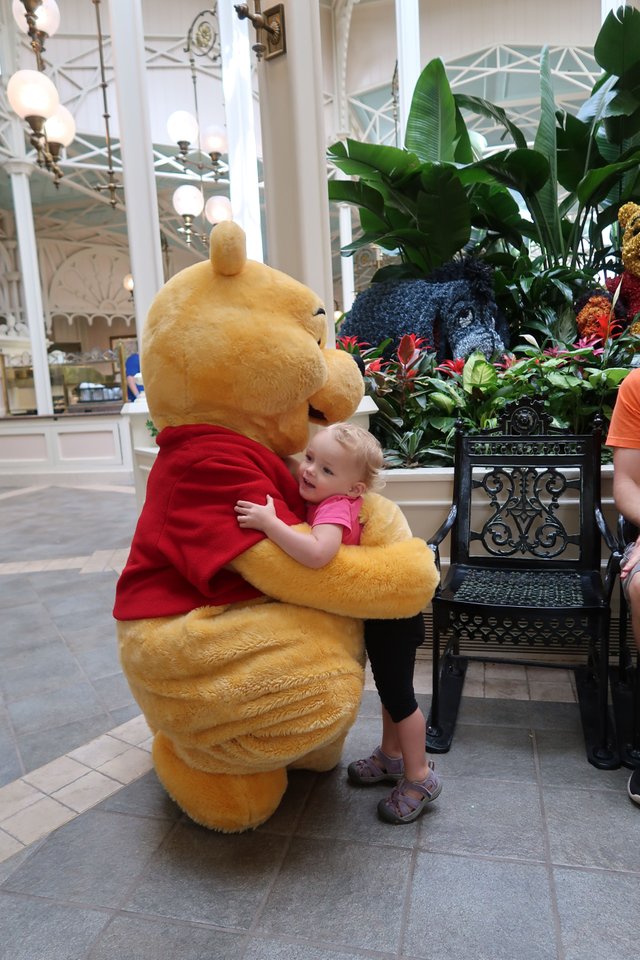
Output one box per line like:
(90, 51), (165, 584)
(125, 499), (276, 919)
(609, 516), (640, 769)
(426, 397), (620, 769)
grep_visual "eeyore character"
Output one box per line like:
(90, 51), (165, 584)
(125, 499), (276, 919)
(340, 258), (508, 361)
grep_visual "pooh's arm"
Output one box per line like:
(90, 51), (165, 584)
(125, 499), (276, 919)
(230, 493), (439, 619)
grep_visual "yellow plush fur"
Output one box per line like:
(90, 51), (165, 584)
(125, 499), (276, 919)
(118, 222), (438, 832)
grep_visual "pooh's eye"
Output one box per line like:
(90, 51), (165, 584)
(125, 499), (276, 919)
(314, 308), (326, 317)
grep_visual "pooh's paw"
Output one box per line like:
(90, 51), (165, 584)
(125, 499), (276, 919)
(152, 732), (288, 833)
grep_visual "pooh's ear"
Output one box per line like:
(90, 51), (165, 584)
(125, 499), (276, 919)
(619, 202), (640, 232)
(210, 221), (247, 276)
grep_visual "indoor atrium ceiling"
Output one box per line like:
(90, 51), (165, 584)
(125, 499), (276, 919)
(0, 1), (607, 266)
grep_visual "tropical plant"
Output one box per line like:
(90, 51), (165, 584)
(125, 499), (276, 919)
(328, 5), (640, 338)
(338, 315), (640, 468)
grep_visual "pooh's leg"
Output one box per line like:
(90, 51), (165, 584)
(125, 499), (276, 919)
(153, 732), (287, 832)
(118, 603), (364, 832)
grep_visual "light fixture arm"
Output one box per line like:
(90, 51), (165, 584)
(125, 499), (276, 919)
(92, 0), (122, 207)
(19, 0), (46, 70)
(234, 1), (286, 61)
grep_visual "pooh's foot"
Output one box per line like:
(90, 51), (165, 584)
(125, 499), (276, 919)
(152, 732), (288, 833)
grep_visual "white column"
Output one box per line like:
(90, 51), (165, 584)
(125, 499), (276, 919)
(254, 0), (334, 324)
(3, 160), (53, 417)
(217, 2), (264, 262)
(601, 0), (618, 19)
(107, 0), (164, 339)
(395, 0), (421, 146)
(338, 202), (355, 313)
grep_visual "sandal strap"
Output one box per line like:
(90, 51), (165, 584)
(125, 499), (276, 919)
(386, 775), (439, 817)
(352, 747), (402, 778)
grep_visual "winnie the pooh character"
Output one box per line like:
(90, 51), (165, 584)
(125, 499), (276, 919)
(114, 222), (438, 833)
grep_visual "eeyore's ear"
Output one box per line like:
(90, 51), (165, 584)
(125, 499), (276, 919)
(433, 317), (447, 363)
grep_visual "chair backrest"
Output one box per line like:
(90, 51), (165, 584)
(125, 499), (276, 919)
(450, 397), (603, 570)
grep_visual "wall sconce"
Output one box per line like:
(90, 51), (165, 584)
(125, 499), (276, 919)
(234, 1), (286, 61)
(172, 184), (207, 245)
(122, 274), (135, 302)
(12, 0), (60, 72)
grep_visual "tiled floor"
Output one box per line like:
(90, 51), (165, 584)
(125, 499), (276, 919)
(0, 479), (638, 960)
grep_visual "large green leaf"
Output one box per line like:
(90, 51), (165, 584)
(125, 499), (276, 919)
(594, 4), (640, 77)
(454, 94), (527, 149)
(466, 149), (550, 197)
(414, 166), (471, 268)
(556, 113), (606, 192)
(328, 179), (385, 218)
(533, 46), (563, 257)
(404, 59), (457, 163)
(328, 139), (421, 181)
(577, 151), (640, 204)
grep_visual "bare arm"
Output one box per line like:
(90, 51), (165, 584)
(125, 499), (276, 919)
(613, 447), (640, 577)
(235, 495), (343, 568)
(126, 374), (140, 399)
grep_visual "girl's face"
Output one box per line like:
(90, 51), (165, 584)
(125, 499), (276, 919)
(297, 429), (366, 504)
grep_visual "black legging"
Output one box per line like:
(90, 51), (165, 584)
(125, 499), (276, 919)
(364, 612), (425, 723)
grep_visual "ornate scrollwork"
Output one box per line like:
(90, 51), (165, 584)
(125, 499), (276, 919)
(473, 466), (576, 557)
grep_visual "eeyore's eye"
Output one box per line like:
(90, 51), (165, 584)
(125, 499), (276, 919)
(458, 309), (473, 328)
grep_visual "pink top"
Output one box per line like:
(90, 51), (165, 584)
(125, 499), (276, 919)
(306, 494), (363, 545)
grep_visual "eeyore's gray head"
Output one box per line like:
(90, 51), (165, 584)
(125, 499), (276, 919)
(436, 279), (505, 361)
(428, 259), (507, 362)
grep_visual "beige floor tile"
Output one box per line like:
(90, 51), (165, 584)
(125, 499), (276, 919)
(0, 562), (29, 574)
(0, 829), (25, 862)
(80, 549), (115, 574)
(461, 679), (485, 697)
(98, 746), (154, 784)
(0, 485), (47, 501)
(68, 733), (132, 768)
(485, 663), (527, 680)
(0, 780), (45, 823)
(527, 666), (573, 682)
(139, 736), (154, 753)
(52, 770), (122, 813)
(528, 681), (576, 703)
(110, 714), (152, 746)
(23, 755), (90, 794)
(3, 796), (75, 845)
(484, 678), (530, 700)
(465, 661), (485, 681)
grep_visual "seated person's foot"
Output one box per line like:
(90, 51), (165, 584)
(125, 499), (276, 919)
(628, 767), (640, 806)
(347, 746), (404, 785)
(377, 763), (442, 825)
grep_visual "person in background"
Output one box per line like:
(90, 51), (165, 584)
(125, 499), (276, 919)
(125, 351), (144, 402)
(235, 422), (442, 825)
(606, 366), (640, 807)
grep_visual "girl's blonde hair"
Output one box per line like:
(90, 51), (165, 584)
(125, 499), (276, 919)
(326, 422), (386, 492)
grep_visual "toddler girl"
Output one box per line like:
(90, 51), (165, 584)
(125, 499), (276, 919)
(235, 422), (442, 824)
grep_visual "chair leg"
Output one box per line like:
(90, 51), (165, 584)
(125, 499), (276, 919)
(427, 620), (441, 736)
(575, 621), (619, 769)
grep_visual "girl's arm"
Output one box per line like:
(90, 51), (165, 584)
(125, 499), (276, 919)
(235, 495), (343, 568)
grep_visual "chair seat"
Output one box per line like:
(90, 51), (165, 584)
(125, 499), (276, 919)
(437, 565), (605, 609)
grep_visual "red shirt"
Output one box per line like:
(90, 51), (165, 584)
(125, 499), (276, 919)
(113, 424), (305, 620)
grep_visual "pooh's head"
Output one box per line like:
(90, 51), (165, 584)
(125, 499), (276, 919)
(141, 222), (364, 456)
(619, 201), (640, 279)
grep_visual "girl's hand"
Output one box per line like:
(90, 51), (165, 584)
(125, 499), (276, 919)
(235, 495), (276, 531)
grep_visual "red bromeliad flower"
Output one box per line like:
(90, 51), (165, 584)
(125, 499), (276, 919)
(573, 335), (604, 356)
(365, 358), (387, 374)
(436, 357), (465, 377)
(494, 353), (518, 370)
(397, 334), (429, 367)
(337, 335), (370, 353)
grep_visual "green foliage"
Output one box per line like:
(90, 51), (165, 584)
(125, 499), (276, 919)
(338, 322), (640, 468)
(328, 6), (640, 338)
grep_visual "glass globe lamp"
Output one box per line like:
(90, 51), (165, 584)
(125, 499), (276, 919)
(205, 195), (233, 225)
(172, 185), (205, 218)
(167, 111), (199, 150)
(43, 104), (76, 149)
(12, 0), (61, 38)
(7, 69), (59, 122)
